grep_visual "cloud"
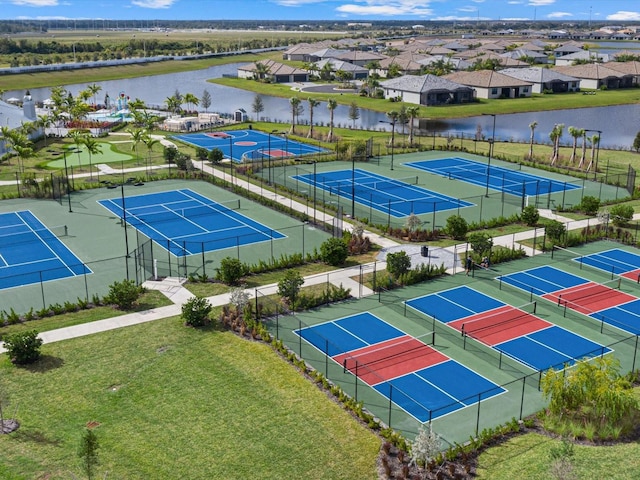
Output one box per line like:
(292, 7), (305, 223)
(130, 0), (177, 8)
(547, 11), (572, 18)
(528, 0), (554, 5)
(11, 0), (58, 6)
(335, 1), (434, 16)
(607, 11), (640, 21)
(458, 7), (478, 12)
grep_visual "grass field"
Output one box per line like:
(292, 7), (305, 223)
(0, 316), (380, 479)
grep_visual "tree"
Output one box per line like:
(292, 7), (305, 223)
(128, 127), (146, 166)
(307, 97), (319, 138)
(215, 257), (246, 285)
(36, 113), (52, 147)
(609, 204), (634, 227)
(2, 330), (43, 365)
(254, 61), (271, 81)
(252, 94), (264, 121)
(386, 250), (411, 279)
(405, 106), (420, 145)
(549, 123), (564, 166)
(467, 232), (493, 256)
(163, 145), (179, 165)
(277, 270), (304, 311)
(385, 110), (399, 147)
(410, 424), (441, 468)
(104, 279), (141, 310)
(445, 215), (468, 240)
(78, 427), (100, 480)
(69, 129), (85, 168)
(404, 213), (422, 232)
(181, 296), (213, 327)
(348, 101), (360, 128)
(521, 205), (540, 226)
(586, 133), (600, 172)
(578, 130), (588, 169)
(633, 131), (640, 153)
(579, 195), (600, 215)
(568, 126), (583, 164)
(528, 121), (538, 161)
(201, 88), (212, 112)
(541, 356), (637, 434)
(320, 237), (349, 266)
(208, 148), (224, 164)
(86, 83), (102, 108)
(81, 135), (102, 180)
(327, 98), (338, 142)
(142, 134), (160, 179)
(289, 96), (301, 134)
(183, 93), (199, 113)
(545, 219), (566, 242)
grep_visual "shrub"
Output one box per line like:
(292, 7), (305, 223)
(609, 204), (634, 227)
(320, 237), (349, 266)
(215, 257), (246, 285)
(521, 205), (540, 226)
(386, 251), (411, 279)
(578, 195), (600, 215)
(445, 215), (468, 240)
(545, 220), (566, 242)
(104, 279), (141, 310)
(277, 270), (304, 309)
(3, 330), (43, 365)
(467, 232), (493, 255)
(181, 296), (213, 327)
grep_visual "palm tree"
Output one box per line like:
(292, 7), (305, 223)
(406, 106), (420, 146)
(183, 93), (199, 113)
(13, 144), (35, 175)
(142, 135), (160, 180)
(528, 121), (538, 161)
(128, 127), (146, 166)
(164, 96), (181, 115)
(327, 99), (337, 142)
(82, 135), (102, 180)
(69, 130), (85, 168)
(578, 130), (588, 169)
(36, 113), (53, 147)
(386, 110), (400, 148)
(586, 134), (600, 172)
(307, 98), (320, 139)
(254, 62), (271, 82)
(549, 123), (564, 166)
(568, 126), (583, 164)
(289, 97), (301, 134)
(86, 83), (102, 108)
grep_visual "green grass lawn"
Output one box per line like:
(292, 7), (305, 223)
(0, 317), (380, 479)
(475, 431), (640, 480)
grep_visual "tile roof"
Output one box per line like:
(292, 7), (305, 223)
(444, 70), (533, 87)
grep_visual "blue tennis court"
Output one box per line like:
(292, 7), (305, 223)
(173, 129), (325, 163)
(293, 168), (473, 217)
(296, 312), (505, 422)
(0, 211), (89, 290)
(406, 286), (610, 371)
(405, 157), (580, 197)
(99, 189), (285, 256)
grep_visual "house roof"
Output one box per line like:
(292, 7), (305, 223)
(378, 54), (425, 71)
(314, 59), (368, 73)
(444, 70), (533, 88)
(334, 50), (386, 63)
(602, 60), (640, 75)
(379, 74), (473, 93)
(552, 63), (626, 79)
(500, 67), (579, 83)
(239, 59), (307, 76)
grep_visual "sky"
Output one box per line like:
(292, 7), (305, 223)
(1, 0), (640, 22)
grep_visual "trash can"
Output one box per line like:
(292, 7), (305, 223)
(421, 245), (429, 257)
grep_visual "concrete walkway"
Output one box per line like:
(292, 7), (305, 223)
(0, 158), (617, 354)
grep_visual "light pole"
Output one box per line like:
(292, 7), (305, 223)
(379, 119), (395, 170)
(267, 129), (278, 184)
(482, 113), (496, 197)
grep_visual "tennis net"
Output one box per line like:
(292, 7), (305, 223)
(552, 245), (636, 278)
(460, 302), (538, 340)
(327, 176), (419, 196)
(341, 332), (435, 372)
(0, 224), (68, 244)
(555, 277), (622, 308)
(127, 200), (241, 224)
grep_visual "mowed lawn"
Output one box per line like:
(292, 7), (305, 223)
(0, 317), (380, 479)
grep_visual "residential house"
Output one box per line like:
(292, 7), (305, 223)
(379, 74), (474, 105)
(552, 63), (628, 89)
(601, 61), (640, 86)
(554, 50), (611, 67)
(313, 59), (369, 80)
(375, 55), (424, 77)
(444, 70), (533, 99)
(237, 60), (309, 83)
(500, 67), (580, 93)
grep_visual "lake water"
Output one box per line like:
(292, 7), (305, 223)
(8, 63), (639, 149)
